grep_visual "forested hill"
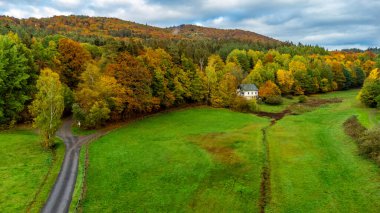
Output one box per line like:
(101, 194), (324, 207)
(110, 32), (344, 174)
(168, 24), (278, 43)
(0, 15), (279, 43)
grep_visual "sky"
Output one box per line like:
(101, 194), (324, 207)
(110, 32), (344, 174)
(0, 0), (379, 50)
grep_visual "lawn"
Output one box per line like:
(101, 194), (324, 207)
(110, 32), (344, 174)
(0, 129), (64, 212)
(81, 107), (269, 212)
(267, 89), (380, 212)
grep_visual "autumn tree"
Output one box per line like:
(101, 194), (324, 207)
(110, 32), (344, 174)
(107, 52), (155, 117)
(359, 69), (380, 108)
(181, 55), (206, 102)
(29, 68), (64, 148)
(211, 73), (238, 107)
(138, 48), (175, 107)
(259, 80), (282, 105)
(276, 69), (294, 94)
(74, 63), (125, 128)
(57, 38), (91, 87)
(289, 59), (308, 94)
(204, 55), (225, 103)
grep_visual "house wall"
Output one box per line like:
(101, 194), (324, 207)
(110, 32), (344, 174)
(237, 90), (258, 99)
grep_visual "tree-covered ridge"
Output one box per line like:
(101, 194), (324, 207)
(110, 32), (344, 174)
(0, 15), (279, 43)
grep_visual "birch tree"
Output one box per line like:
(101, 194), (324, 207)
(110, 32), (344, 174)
(30, 68), (64, 148)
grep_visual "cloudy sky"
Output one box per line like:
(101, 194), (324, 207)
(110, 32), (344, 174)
(0, 0), (379, 50)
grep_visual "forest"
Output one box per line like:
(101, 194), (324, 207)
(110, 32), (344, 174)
(1, 16), (380, 135)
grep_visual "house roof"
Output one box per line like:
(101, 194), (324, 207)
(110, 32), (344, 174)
(238, 84), (258, 91)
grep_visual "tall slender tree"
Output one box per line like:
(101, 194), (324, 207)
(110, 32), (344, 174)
(29, 68), (64, 148)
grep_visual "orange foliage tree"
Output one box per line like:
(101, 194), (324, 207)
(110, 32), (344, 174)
(57, 38), (91, 87)
(259, 80), (281, 102)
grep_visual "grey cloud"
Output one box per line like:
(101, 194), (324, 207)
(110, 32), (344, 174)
(0, 0), (379, 49)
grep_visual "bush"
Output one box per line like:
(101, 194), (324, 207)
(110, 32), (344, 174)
(298, 95), (308, 103)
(358, 127), (380, 165)
(343, 115), (367, 139)
(232, 97), (260, 113)
(264, 96), (283, 105)
(359, 79), (380, 108)
(231, 97), (250, 112)
(248, 99), (260, 112)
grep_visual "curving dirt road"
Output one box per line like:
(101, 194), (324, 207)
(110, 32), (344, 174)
(42, 119), (99, 213)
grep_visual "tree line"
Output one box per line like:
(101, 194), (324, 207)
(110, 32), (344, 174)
(1, 32), (379, 147)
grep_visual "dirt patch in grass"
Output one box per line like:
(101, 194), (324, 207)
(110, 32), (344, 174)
(287, 98), (343, 115)
(190, 132), (242, 165)
(303, 97), (343, 107)
(255, 110), (291, 122)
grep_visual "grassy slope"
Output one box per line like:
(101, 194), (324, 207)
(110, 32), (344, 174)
(267, 90), (380, 212)
(0, 129), (64, 212)
(82, 107), (269, 212)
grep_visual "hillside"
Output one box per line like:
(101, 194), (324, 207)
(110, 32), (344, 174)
(0, 15), (279, 43)
(168, 24), (277, 43)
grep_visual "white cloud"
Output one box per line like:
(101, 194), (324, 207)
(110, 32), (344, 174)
(4, 6), (71, 18)
(194, 22), (203, 26)
(211, 17), (225, 25)
(302, 33), (346, 42)
(203, 0), (256, 10)
(89, 0), (190, 24)
(0, 0), (378, 48)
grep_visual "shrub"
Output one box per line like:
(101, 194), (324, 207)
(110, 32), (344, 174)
(231, 97), (250, 112)
(298, 95), (308, 103)
(343, 116), (380, 166)
(264, 95), (283, 105)
(343, 115), (367, 139)
(248, 99), (260, 112)
(358, 127), (380, 165)
(359, 79), (380, 108)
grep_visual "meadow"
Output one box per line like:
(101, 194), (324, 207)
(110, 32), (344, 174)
(0, 129), (64, 212)
(80, 89), (379, 212)
(267, 90), (380, 212)
(81, 108), (269, 212)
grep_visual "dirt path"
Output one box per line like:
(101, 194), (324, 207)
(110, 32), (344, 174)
(255, 110), (290, 213)
(41, 119), (99, 213)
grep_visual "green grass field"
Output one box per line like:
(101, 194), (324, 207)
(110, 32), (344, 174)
(267, 90), (380, 212)
(81, 108), (269, 212)
(80, 89), (379, 212)
(0, 129), (64, 212)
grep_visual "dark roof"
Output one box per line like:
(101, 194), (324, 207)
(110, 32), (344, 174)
(238, 84), (258, 91)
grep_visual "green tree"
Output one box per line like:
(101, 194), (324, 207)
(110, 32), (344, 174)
(226, 49), (250, 73)
(243, 60), (264, 86)
(0, 33), (36, 126)
(29, 68), (64, 148)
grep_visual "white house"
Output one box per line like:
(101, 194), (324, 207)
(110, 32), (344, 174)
(237, 84), (259, 99)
